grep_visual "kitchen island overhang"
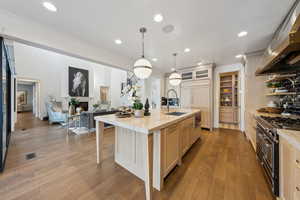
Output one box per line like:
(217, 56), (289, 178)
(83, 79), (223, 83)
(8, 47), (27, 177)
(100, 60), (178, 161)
(94, 109), (201, 200)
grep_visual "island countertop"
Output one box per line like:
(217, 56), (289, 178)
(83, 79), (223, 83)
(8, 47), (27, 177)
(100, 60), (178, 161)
(94, 108), (201, 134)
(278, 129), (300, 151)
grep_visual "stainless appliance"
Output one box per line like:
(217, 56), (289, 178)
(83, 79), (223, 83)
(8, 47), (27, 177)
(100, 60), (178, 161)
(256, 0), (300, 75)
(256, 115), (300, 196)
(256, 116), (280, 196)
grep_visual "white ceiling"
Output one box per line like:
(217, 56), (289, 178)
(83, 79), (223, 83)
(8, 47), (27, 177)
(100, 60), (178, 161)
(0, 0), (296, 72)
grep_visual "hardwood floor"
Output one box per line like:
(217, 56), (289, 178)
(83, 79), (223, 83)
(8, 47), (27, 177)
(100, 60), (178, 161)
(0, 114), (274, 200)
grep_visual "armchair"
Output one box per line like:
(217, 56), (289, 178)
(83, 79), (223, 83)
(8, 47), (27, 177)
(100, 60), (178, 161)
(46, 102), (67, 124)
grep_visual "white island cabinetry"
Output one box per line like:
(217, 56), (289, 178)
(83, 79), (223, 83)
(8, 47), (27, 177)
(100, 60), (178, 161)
(95, 109), (201, 200)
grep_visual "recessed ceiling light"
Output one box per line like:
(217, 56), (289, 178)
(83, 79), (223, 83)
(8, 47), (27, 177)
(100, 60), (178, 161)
(184, 48), (191, 53)
(238, 31), (248, 37)
(153, 14), (164, 23)
(43, 2), (57, 12)
(235, 54), (244, 58)
(197, 62), (203, 66)
(114, 39), (122, 44)
(152, 58), (158, 62)
(171, 68), (175, 71)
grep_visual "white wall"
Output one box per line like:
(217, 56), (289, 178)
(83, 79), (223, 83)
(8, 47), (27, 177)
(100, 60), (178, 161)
(244, 53), (269, 145)
(14, 42), (127, 118)
(213, 63), (245, 131)
(0, 9), (132, 71)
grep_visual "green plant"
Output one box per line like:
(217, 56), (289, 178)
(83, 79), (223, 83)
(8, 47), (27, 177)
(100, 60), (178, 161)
(266, 82), (282, 88)
(133, 100), (143, 110)
(273, 82), (282, 88)
(69, 98), (79, 106)
(93, 104), (100, 108)
(266, 82), (273, 88)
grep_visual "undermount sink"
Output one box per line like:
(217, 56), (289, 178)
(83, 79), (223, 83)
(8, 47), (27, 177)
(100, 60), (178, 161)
(165, 112), (187, 116)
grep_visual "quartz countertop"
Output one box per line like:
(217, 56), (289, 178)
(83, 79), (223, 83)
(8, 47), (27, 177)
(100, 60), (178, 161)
(94, 108), (201, 134)
(278, 129), (300, 151)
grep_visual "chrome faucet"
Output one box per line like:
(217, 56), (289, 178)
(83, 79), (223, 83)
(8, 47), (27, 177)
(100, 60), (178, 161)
(166, 89), (178, 112)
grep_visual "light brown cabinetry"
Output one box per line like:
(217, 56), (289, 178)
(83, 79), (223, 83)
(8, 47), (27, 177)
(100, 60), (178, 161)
(180, 117), (197, 156)
(280, 136), (300, 200)
(219, 72), (239, 125)
(179, 64), (214, 130)
(180, 120), (191, 155)
(161, 116), (199, 178)
(181, 80), (213, 130)
(163, 123), (180, 177)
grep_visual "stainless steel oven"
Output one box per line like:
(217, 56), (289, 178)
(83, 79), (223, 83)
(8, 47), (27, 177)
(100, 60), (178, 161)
(256, 117), (279, 197)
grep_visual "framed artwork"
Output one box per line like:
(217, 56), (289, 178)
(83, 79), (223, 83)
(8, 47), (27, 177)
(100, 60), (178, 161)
(68, 66), (89, 97)
(100, 86), (109, 103)
(17, 91), (27, 105)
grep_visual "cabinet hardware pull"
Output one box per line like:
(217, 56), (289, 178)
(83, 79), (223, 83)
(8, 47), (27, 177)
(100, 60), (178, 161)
(296, 160), (300, 168)
(296, 187), (300, 192)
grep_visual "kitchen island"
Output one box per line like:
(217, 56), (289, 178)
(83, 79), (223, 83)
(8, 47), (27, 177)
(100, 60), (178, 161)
(94, 108), (201, 200)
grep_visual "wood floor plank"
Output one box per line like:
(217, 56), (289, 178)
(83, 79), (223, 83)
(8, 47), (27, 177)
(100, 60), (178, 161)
(0, 113), (275, 200)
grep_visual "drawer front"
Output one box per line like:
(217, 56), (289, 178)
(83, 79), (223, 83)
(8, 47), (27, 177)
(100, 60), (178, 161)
(296, 148), (300, 169)
(220, 112), (234, 122)
(166, 123), (178, 134)
(185, 117), (194, 126)
(295, 168), (300, 200)
(294, 149), (300, 200)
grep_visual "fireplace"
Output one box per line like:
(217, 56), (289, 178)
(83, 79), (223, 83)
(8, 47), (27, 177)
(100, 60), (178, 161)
(69, 102), (89, 111)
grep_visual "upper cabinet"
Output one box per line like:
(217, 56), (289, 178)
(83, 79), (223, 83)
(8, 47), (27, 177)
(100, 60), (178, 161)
(195, 69), (209, 80)
(181, 72), (193, 81)
(180, 67), (212, 82)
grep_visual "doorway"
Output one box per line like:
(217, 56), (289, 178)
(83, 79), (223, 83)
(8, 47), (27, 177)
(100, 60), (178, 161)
(219, 72), (240, 130)
(15, 78), (41, 131)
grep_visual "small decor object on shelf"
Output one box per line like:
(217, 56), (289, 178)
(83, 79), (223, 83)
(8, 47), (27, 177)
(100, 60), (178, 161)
(92, 103), (100, 111)
(76, 107), (82, 114)
(115, 107), (132, 118)
(69, 97), (79, 115)
(133, 100), (144, 118)
(144, 98), (151, 116)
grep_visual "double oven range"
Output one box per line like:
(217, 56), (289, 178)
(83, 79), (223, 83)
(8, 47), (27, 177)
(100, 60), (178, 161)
(256, 116), (300, 197)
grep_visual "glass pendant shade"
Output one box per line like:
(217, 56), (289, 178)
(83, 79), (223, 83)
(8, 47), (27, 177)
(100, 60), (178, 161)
(133, 27), (152, 79)
(134, 58), (152, 79)
(169, 71), (182, 86)
(169, 53), (182, 86)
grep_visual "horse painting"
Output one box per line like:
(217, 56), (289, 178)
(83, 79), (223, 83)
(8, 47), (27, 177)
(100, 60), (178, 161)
(69, 67), (89, 97)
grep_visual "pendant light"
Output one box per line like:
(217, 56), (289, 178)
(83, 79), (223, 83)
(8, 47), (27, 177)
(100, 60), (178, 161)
(169, 53), (182, 86)
(133, 27), (152, 79)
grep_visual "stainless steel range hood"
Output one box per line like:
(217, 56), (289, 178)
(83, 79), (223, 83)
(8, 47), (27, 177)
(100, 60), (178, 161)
(256, 0), (300, 75)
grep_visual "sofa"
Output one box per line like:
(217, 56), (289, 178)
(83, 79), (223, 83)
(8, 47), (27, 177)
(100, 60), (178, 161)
(46, 102), (68, 124)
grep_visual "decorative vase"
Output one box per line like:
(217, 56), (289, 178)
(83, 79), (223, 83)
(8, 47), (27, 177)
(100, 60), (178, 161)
(76, 107), (82, 114)
(69, 105), (75, 115)
(144, 98), (151, 116)
(134, 110), (144, 118)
